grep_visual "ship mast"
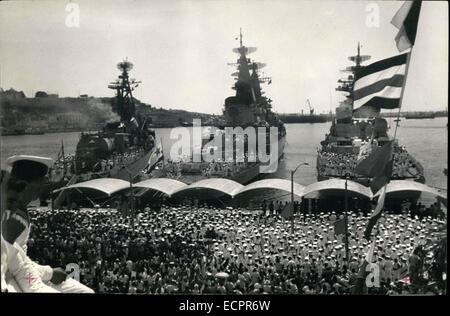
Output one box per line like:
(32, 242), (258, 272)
(224, 30), (278, 127)
(239, 27), (243, 49)
(108, 58), (141, 124)
(335, 43), (371, 120)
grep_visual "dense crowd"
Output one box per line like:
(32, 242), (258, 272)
(317, 145), (422, 179)
(26, 204), (446, 295)
(164, 159), (255, 179)
(47, 149), (146, 181)
(95, 148), (146, 173)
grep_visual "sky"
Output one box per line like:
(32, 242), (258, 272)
(0, 0), (448, 114)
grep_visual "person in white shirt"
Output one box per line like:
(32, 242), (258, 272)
(2, 155), (93, 293)
(1, 168), (58, 293)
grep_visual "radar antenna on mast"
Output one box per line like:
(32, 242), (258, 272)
(232, 28), (257, 56)
(108, 58), (141, 123)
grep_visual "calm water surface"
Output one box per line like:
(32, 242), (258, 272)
(1, 117), (447, 202)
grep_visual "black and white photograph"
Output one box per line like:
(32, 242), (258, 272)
(0, 0), (447, 302)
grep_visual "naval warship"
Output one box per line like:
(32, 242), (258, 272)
(152, 30), (286, 185)
(42, 60), (162, 204)
(316, 43), (425, 189)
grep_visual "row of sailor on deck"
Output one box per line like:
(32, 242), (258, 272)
(317, 145), (421, 179)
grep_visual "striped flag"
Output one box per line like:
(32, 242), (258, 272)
(353, 53), (408, 111)
(364, 185), (387, 240)
(391, 1), (422, 52)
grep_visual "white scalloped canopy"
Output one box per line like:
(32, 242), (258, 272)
(373, 180), (447, 200)
(134, 178), (187, 197)
(53, 178), (130, 196)
(236, 178), (305, 198)
(172, 178), (244, 197)
(53, 177), (447, 201)
(302, 179), (373, 198)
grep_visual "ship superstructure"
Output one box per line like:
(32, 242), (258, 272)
(44, 60), (162, 197)
(317, 43), (425, 186)
(157, 30), (286, 185)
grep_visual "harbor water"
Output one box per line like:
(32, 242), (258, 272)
(1, 117), (447, 203)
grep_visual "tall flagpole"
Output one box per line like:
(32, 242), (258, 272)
(61, 138), (66, 176)
(344, 175), (349, 265)
(392, 0), (422, 141)
(160, 137), (165, 169)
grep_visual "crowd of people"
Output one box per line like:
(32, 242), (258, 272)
(25, 203), (446, 295)
(317, 151), (358, 178)
(164, 158), (255, 180)
(317, 145), (422, 179)
(47, 148), (147, 182)
(94, 148), (147, 174)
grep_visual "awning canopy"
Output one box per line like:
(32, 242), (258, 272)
(235, 178), (305, 198)
(134, 178), (187, 197)
(52, 177), (447, 202)
(374, 180), (448, 200)
(53, 178), (130, 196)
(173, 178), (244, 197)
(302, 179), (373, 198)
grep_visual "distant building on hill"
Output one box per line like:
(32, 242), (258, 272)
(0, 88), (26, 100)
(35, 91), (58, 98)
(35, 91), (48, 98)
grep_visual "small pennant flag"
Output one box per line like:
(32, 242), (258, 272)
(333, 218), (346, 237)
(57, 139), (65, 162)
(391, 1), (422, 52)
(280, 202), (294, 219)
(364, 185), (387, 240)
(370, 159), (393, 195)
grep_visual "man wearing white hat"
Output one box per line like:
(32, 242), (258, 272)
(2, 155), (93, 293)
(1, 162), (58, 293)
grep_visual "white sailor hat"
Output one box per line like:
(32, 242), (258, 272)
(6, 155), (54, 169)
(6, 155), (54, 180)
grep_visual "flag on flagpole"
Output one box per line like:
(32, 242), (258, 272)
(353, 53), (408, 111)
(364, 185), (387, 240)
(354, 141), (393, 193)
(57, 139), (65, 162)
(369, 159), (393, 195)
(61, 139), (65, 163)
(280, 202), (294, 219)
(333, 218), (346, 237)
(391, 1), (422, 52)
(356, 141), (373, 164)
